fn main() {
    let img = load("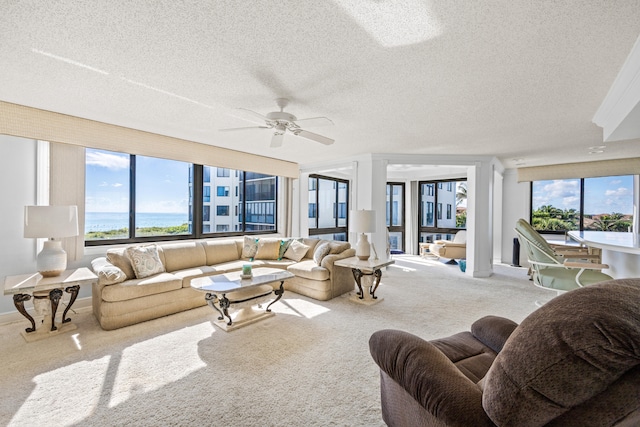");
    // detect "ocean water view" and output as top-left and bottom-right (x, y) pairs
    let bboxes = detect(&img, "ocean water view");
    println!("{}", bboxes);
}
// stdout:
(85, 212), (188, 232)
